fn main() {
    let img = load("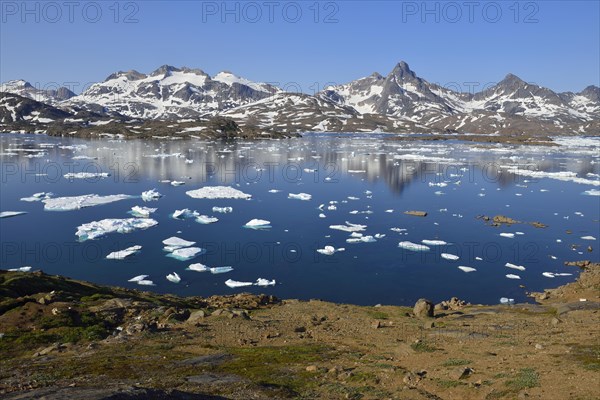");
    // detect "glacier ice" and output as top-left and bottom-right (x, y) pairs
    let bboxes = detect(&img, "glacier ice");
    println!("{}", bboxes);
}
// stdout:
(44, 194), (134, 211)
(244, 219), (271, 229)
(186, 186), (251, 199)
(398, 241), (430, 252)
(0, 211), (27, 218)
(106, 245), (142, 260)
(141, 189), (163, 201)
(288, 193), (312, 201)
(166, 272), (182, 283)
(76, 218), (158, 241)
